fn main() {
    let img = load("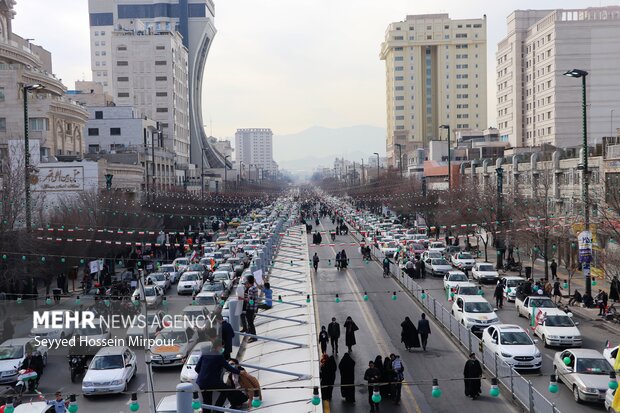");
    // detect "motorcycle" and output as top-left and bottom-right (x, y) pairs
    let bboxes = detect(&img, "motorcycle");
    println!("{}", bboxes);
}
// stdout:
(68, 355), (88, 383)
(15, 369), (37, 397)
